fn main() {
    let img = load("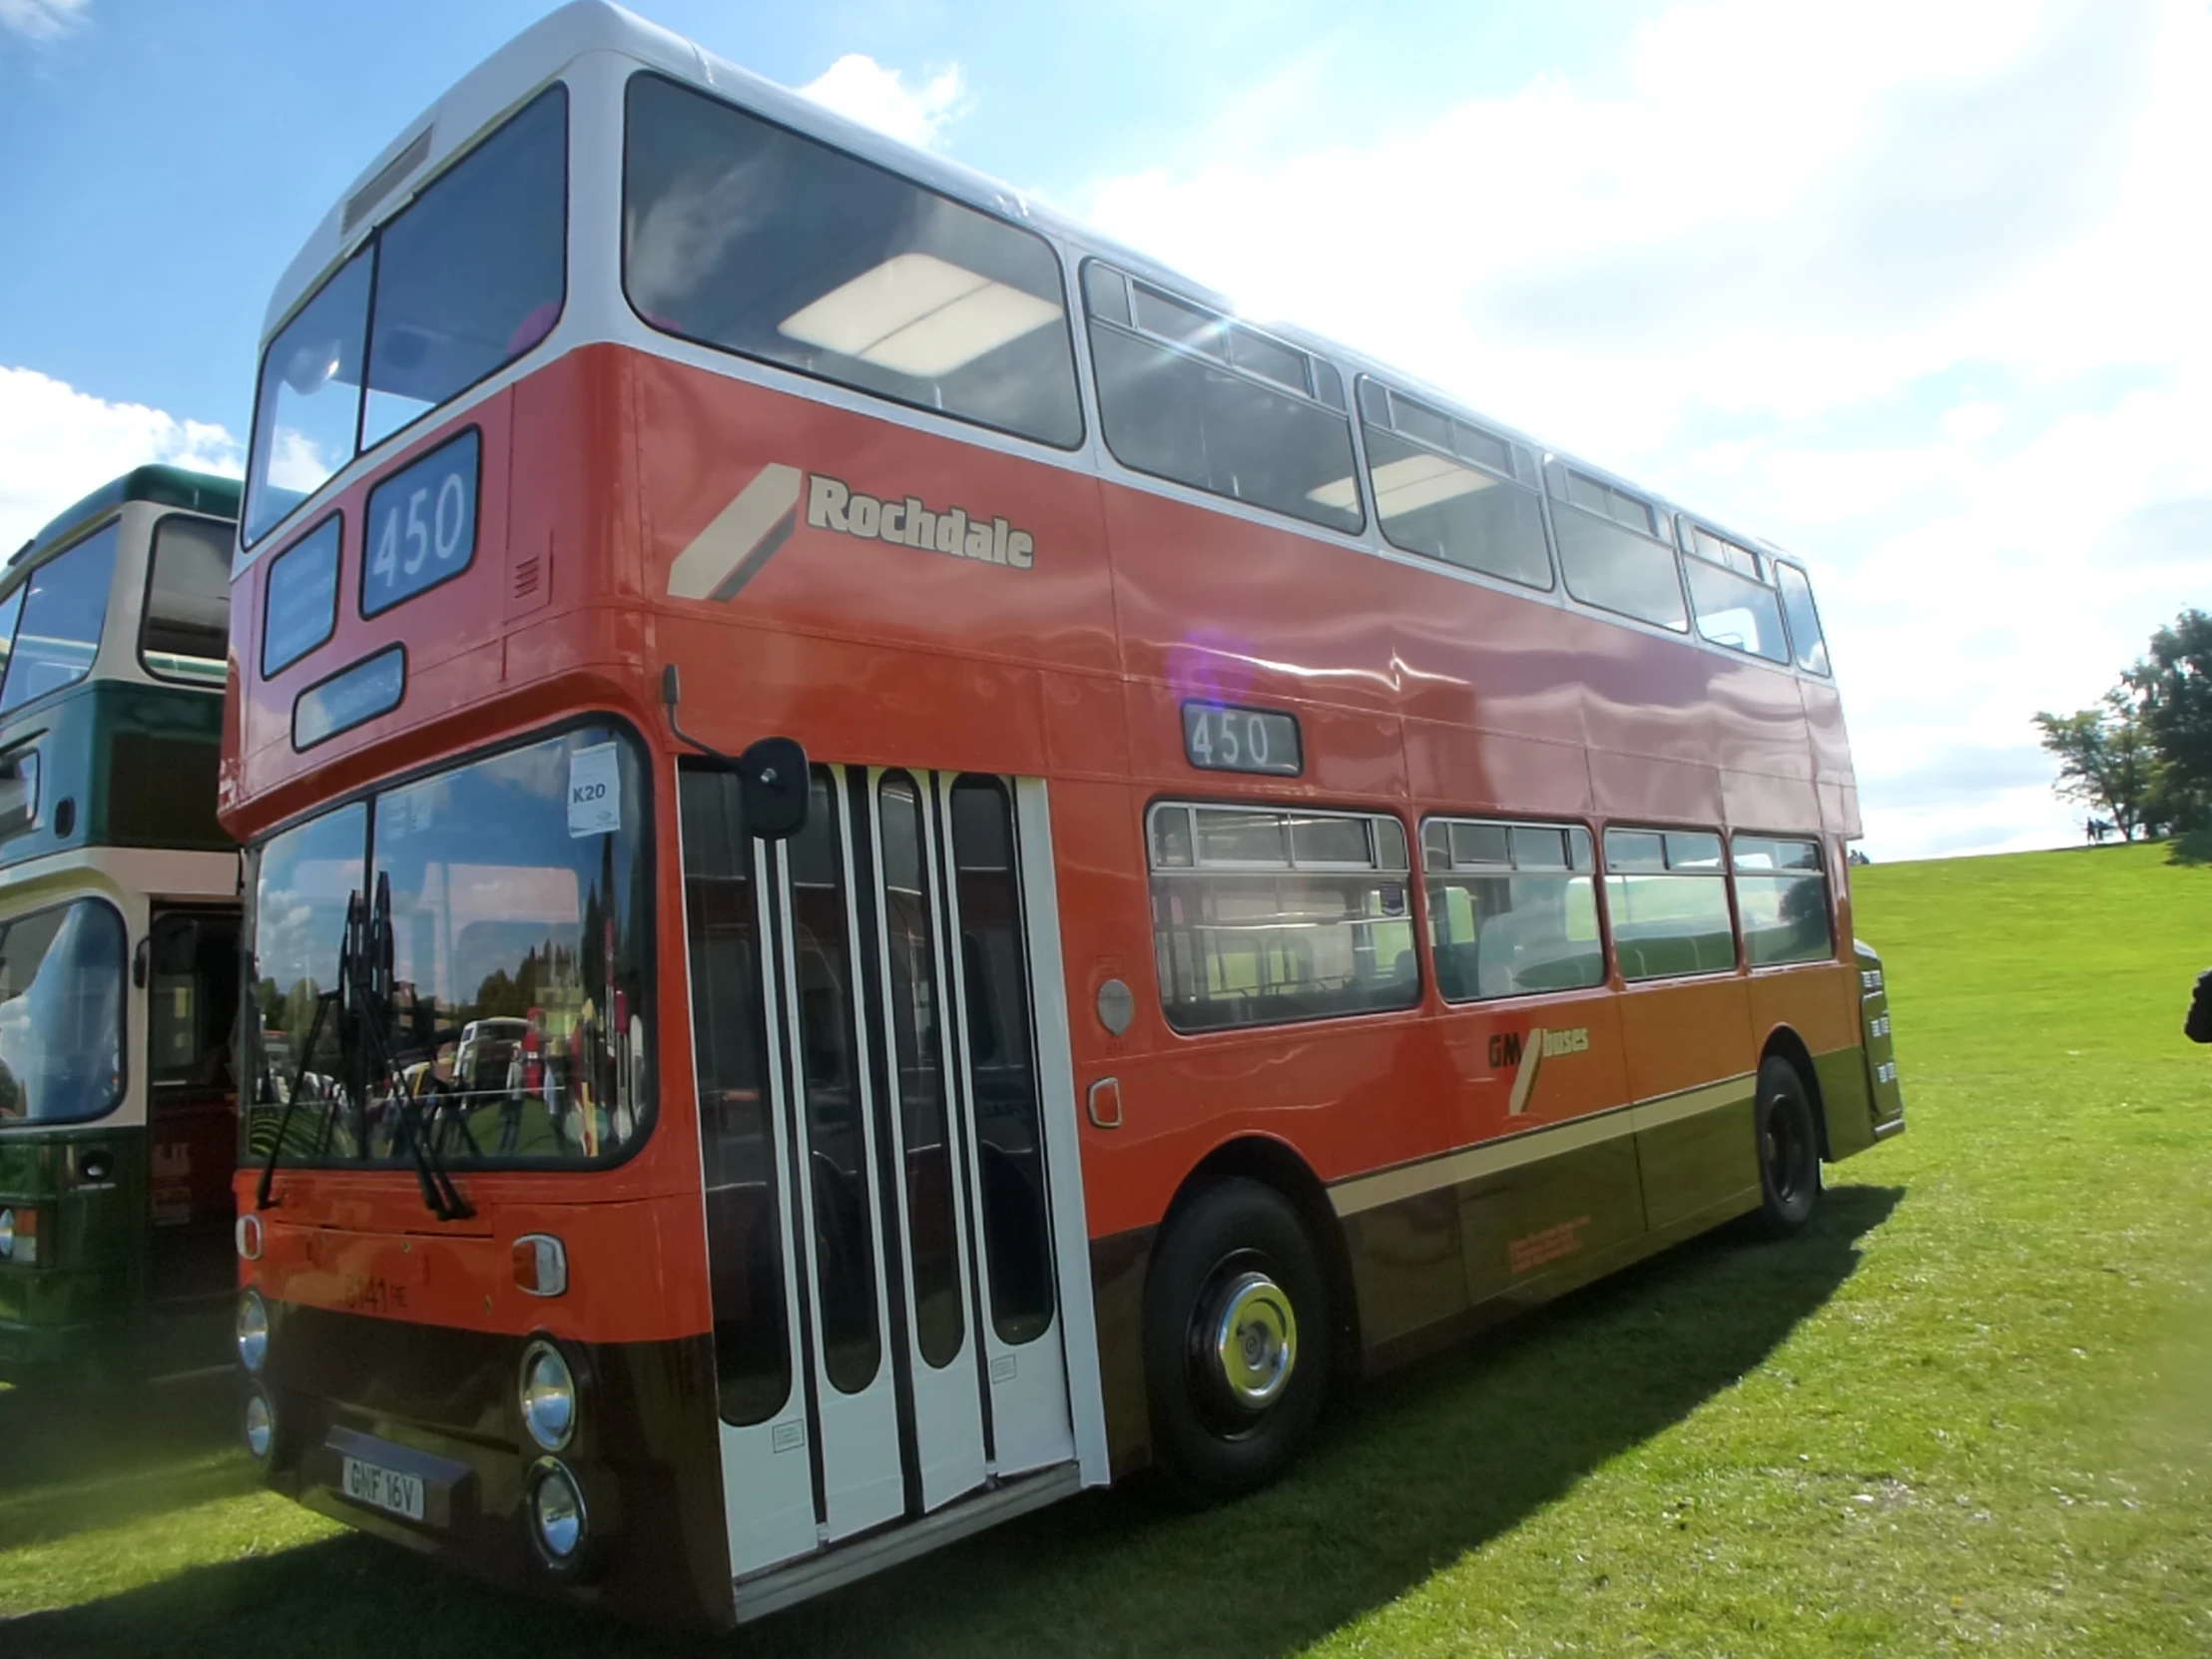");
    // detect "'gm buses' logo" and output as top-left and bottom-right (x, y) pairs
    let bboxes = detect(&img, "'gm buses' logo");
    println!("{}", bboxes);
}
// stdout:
(1490, 1025), (1591, 1116)
(668, 463), (1036, 603)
